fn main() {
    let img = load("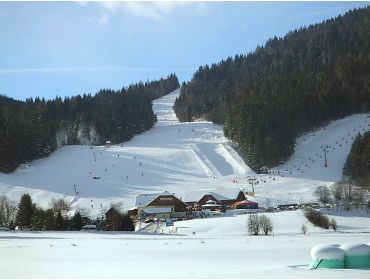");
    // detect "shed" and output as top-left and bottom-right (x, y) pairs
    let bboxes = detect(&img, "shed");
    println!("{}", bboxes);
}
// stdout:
(105, 207), (122, 231)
